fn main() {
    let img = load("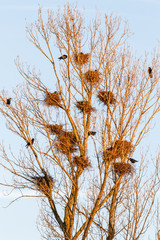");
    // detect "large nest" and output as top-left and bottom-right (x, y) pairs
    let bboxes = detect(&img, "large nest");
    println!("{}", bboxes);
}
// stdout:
(44, 91), (61, 107)
(73, 156), (91, 169)
(113, 162), (134, 176)
(74, 52), (89, 65)
(76, 101), (96, 114)
(59, 131), (77, 144)
(97, 90), (116, 105)
(46, 124), (63, 135)
(104, 140), (132, 161)
(32, 174), (54, 194)
(54, 141), (77, 155)
(84, 70), (101, 85)
(55, 131), (77, 155)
